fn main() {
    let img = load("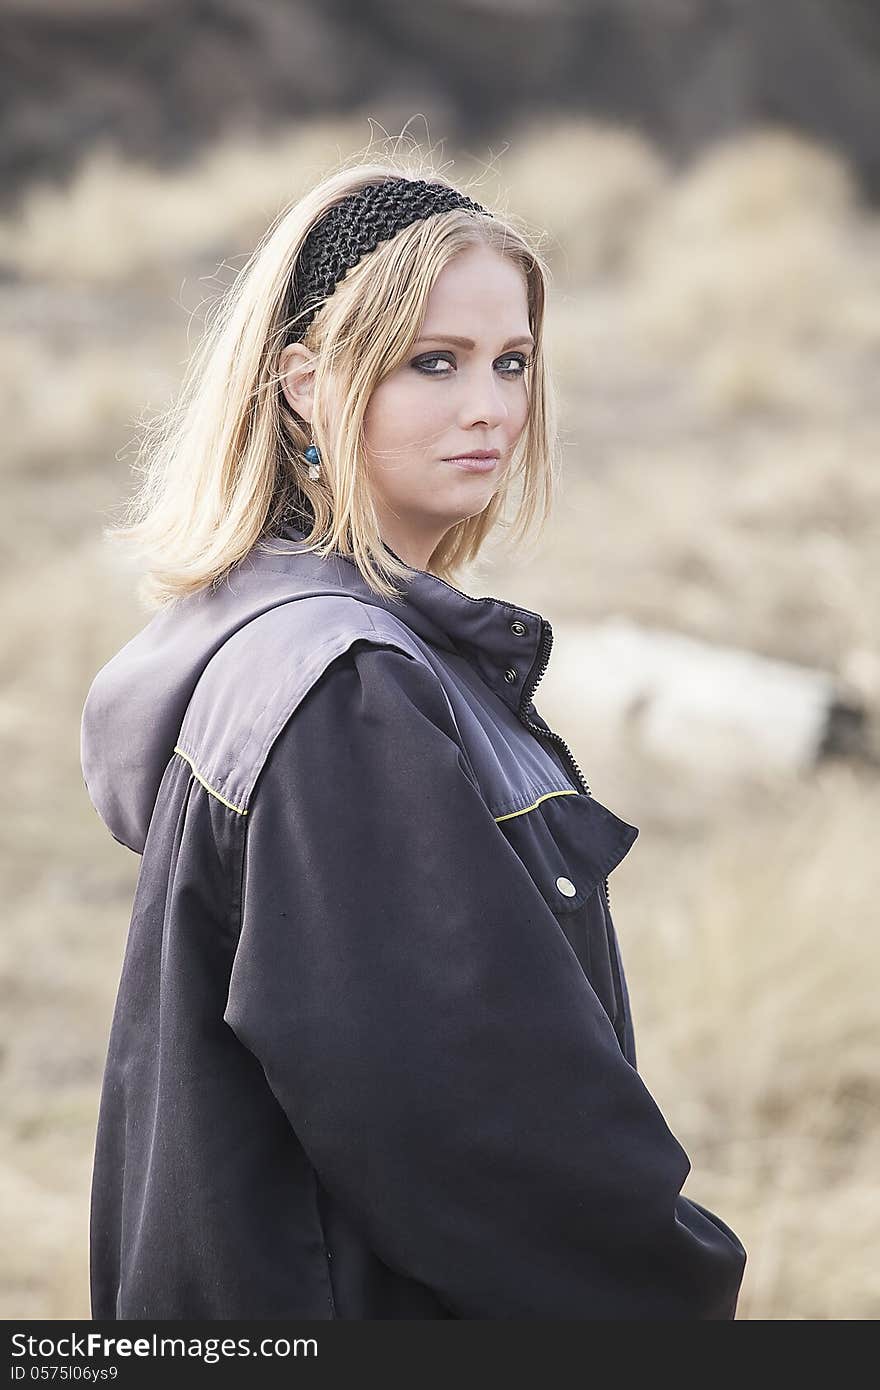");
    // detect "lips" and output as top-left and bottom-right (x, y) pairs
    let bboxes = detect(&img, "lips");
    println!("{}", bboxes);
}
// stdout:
(443, 451), (500, 461)
(443, 455), (499, 472)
